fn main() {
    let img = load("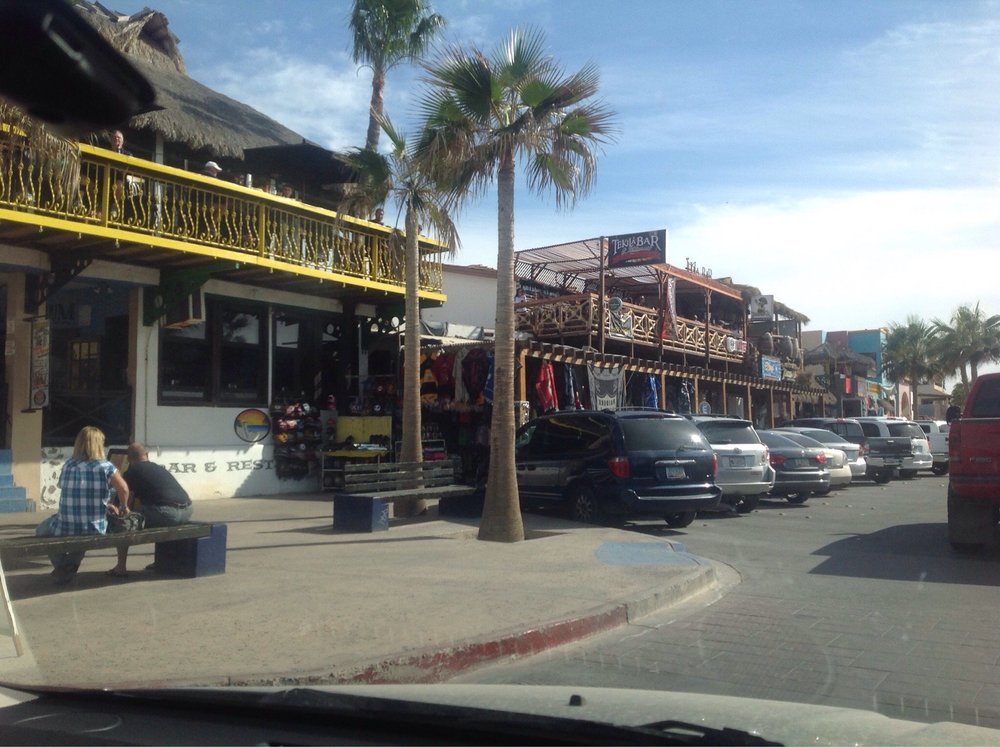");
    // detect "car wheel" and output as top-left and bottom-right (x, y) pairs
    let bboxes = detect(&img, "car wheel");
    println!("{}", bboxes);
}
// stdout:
(664, 510), (697, 528)
(813, 486), (832, 496)
(734, 495), (759, 514)
(568, 484), (601, 524)
(872, 469), (892, 484)
(785, 493), (808, 504)
(932, 464), (949, 475)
